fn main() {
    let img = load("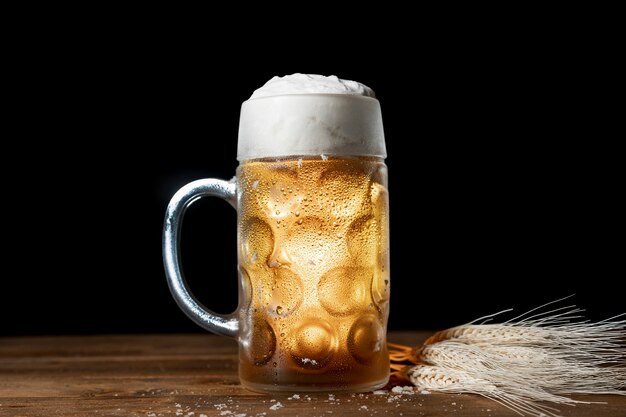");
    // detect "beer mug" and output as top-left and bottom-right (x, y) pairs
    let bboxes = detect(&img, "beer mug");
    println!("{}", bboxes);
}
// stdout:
(163, 79), (390, 392)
